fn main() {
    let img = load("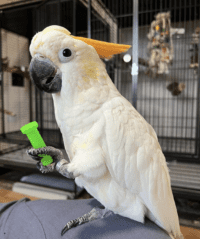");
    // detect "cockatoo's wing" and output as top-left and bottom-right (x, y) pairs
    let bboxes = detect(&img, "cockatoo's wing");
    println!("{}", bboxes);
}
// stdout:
(103, 96), (182, 239)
